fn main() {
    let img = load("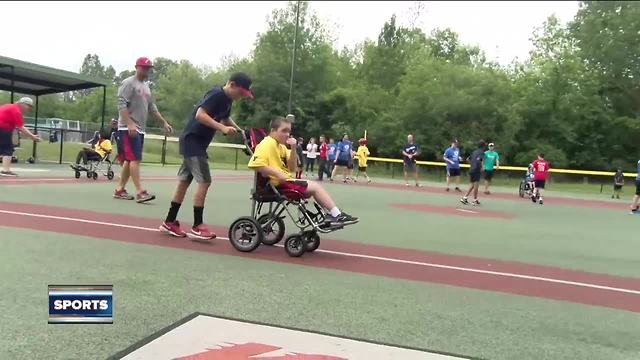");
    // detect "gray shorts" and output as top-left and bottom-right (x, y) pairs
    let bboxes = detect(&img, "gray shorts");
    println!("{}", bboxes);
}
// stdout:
(177, 156), (211, 183)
